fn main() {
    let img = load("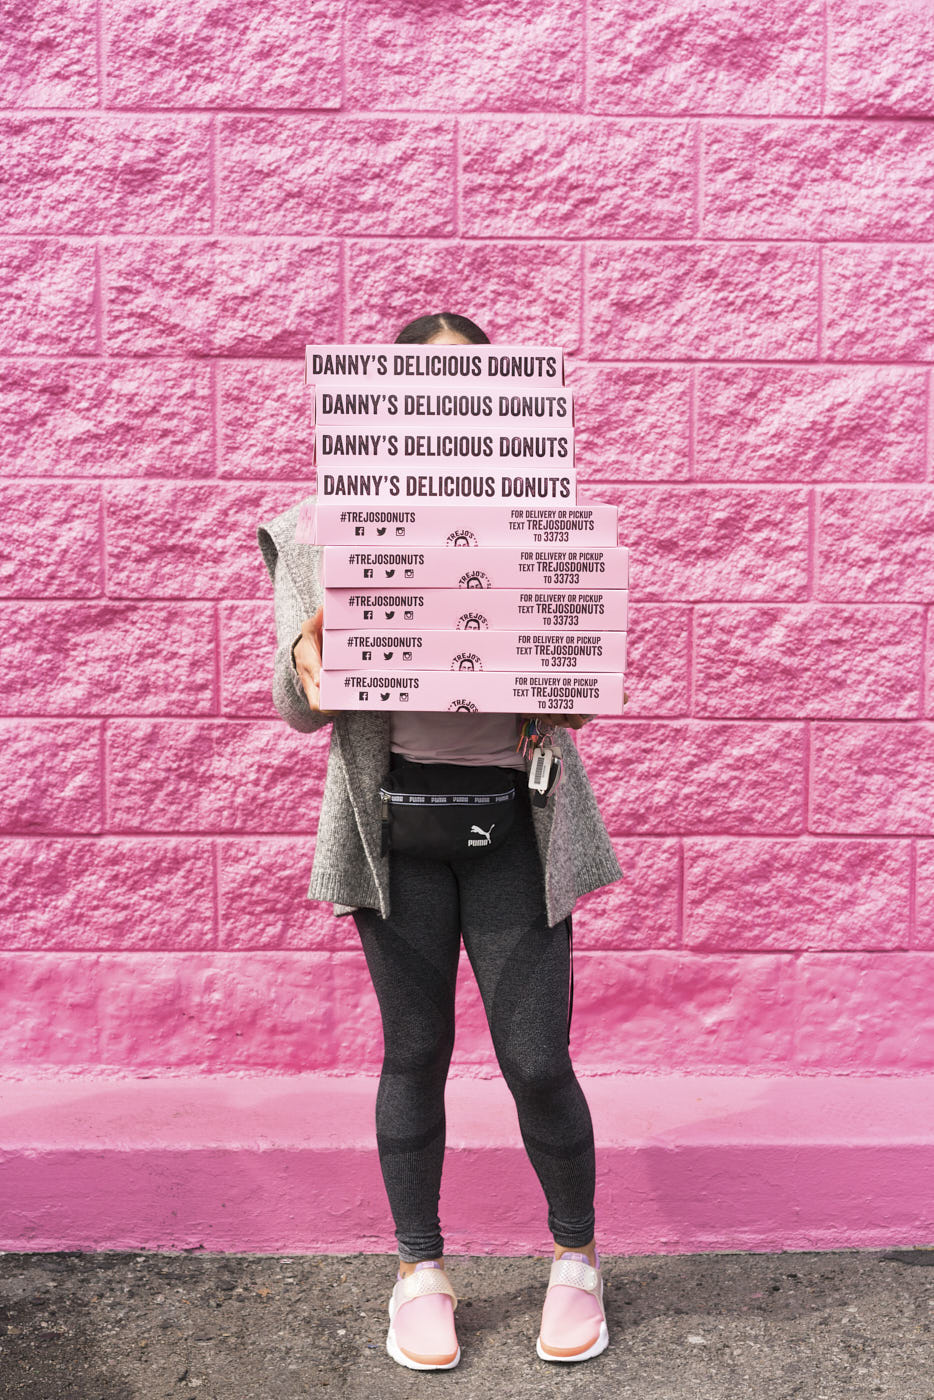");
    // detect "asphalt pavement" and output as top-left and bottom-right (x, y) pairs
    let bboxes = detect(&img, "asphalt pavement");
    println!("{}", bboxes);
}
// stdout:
(1, 1247), (932, 1399)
